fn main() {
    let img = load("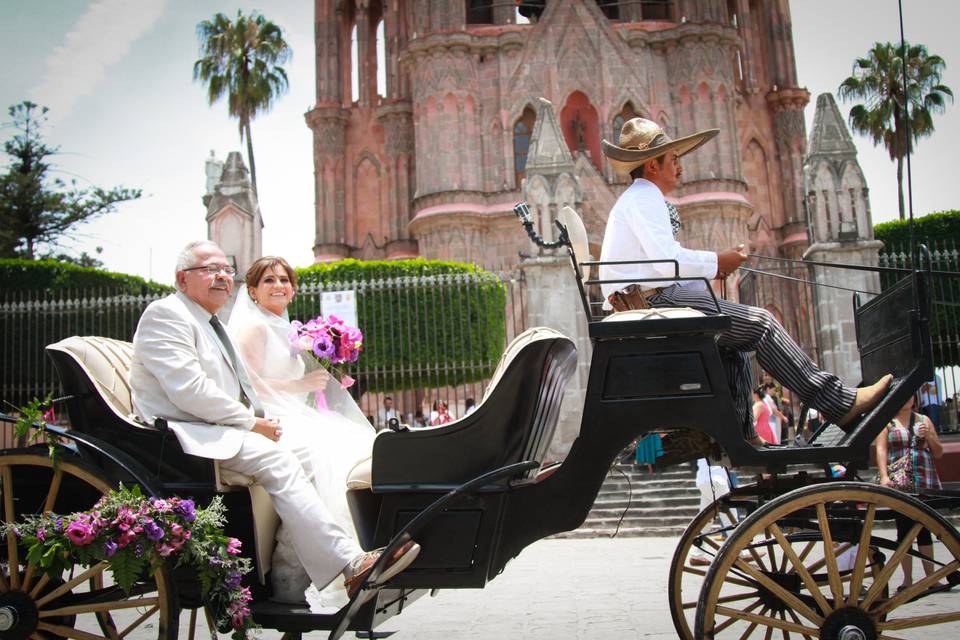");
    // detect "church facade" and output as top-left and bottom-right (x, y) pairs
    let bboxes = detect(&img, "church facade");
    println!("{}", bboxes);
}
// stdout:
(306, 0), (819, 356)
